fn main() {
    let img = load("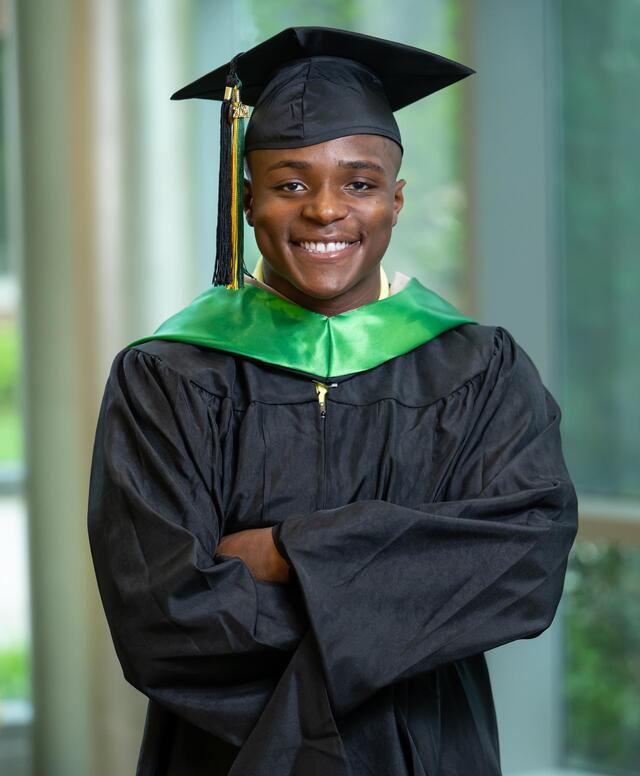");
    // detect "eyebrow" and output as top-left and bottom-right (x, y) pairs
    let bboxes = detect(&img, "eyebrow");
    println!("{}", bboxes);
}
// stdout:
(265, 158), (387, 175)
(266, 160), (312, 172)
(338, 159), (386, 175)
